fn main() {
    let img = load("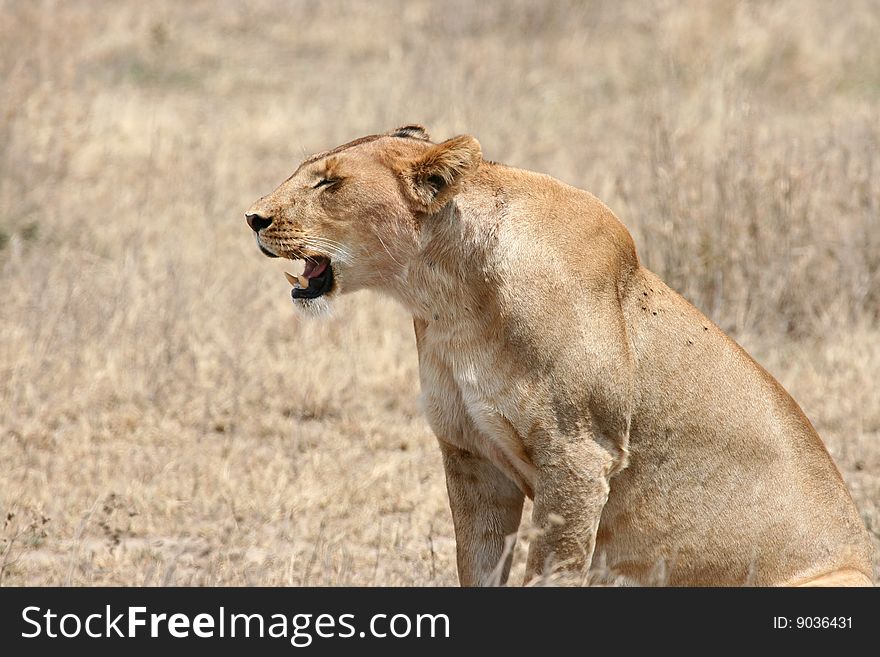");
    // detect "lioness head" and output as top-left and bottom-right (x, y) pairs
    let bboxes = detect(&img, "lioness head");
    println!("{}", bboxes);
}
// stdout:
(245, 125), (482, 315)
